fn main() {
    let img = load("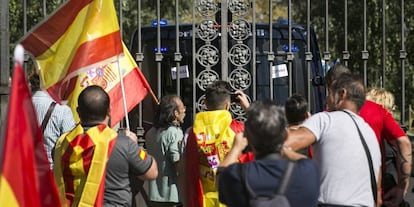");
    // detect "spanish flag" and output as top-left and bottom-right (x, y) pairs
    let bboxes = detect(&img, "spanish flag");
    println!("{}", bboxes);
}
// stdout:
(20, 0), (122, 101)
(184, 110), (254, 207)
(0, 45), (61, 207)
(65, 43), (151, 127)
(20, 0), (151, 127)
